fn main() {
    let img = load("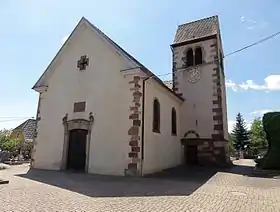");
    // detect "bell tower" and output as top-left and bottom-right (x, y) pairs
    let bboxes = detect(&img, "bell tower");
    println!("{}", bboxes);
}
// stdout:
(171, 16), (230, 166)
